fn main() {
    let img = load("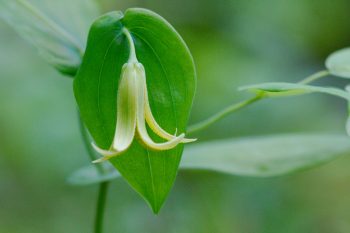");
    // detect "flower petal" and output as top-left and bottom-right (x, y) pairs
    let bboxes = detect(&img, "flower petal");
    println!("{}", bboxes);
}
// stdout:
(91, 143), (119, 156)
(139, 64), (196, 143)
(135, 67), (185, 150)
(92, 155), (115, 163)
(91, 143), (122, 163)
(111, 63), (138, 152)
